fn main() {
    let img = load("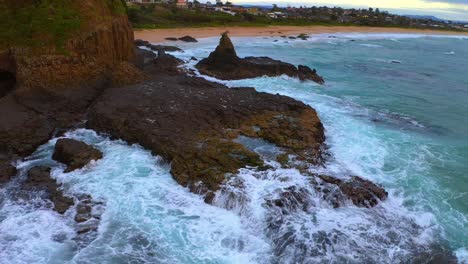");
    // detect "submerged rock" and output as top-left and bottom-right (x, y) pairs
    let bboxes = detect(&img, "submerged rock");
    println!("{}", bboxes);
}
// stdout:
(24, 166), (74, 214)
(178, 36), (198, 42)
(196, 32), (324, 84)
(52, 139), (103, 172)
